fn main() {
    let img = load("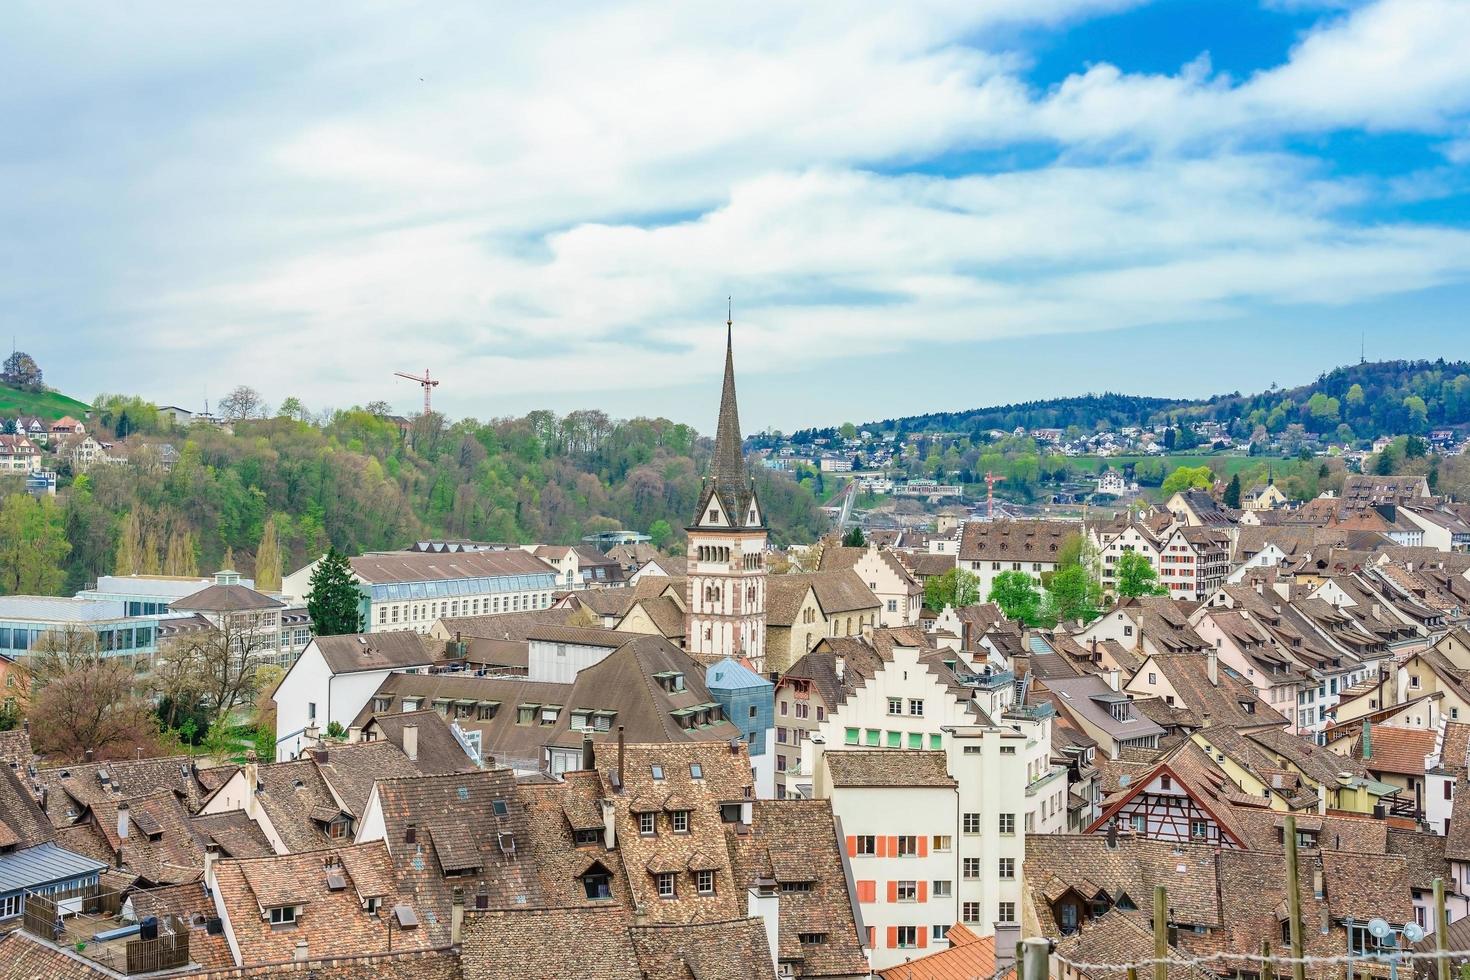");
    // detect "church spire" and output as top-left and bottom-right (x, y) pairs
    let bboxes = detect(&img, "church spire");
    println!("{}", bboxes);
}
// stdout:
(711, 301), (746, 491)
